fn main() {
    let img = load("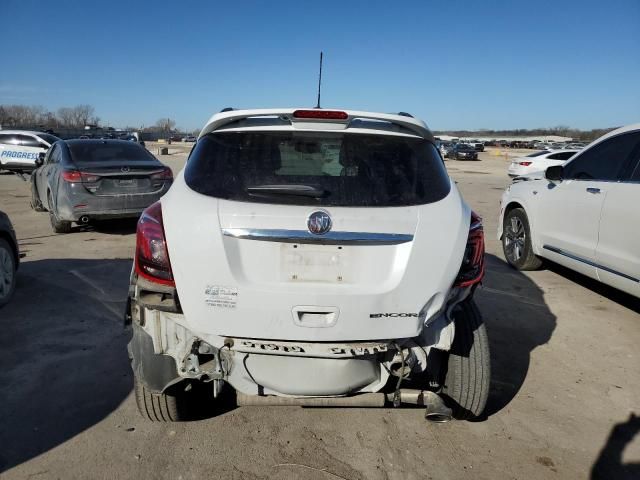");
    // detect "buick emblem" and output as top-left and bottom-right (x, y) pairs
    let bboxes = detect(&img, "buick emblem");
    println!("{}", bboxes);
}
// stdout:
(121, 166), (130, 173)
(307, 210), (332, 235)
